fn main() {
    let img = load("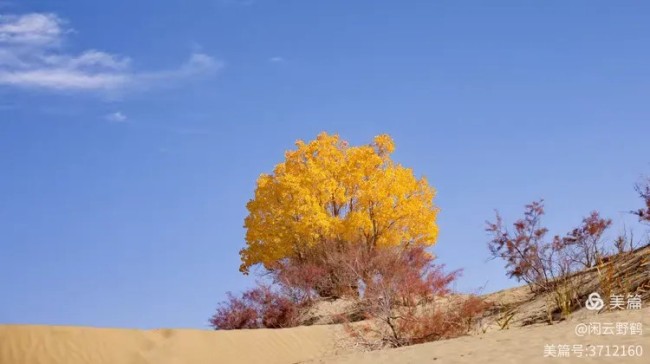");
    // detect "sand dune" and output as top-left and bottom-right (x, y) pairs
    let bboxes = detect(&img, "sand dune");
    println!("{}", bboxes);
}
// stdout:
(311, 307), (649, 364)
(0, 324), (340, 364)
(1, 307), (647, 364)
